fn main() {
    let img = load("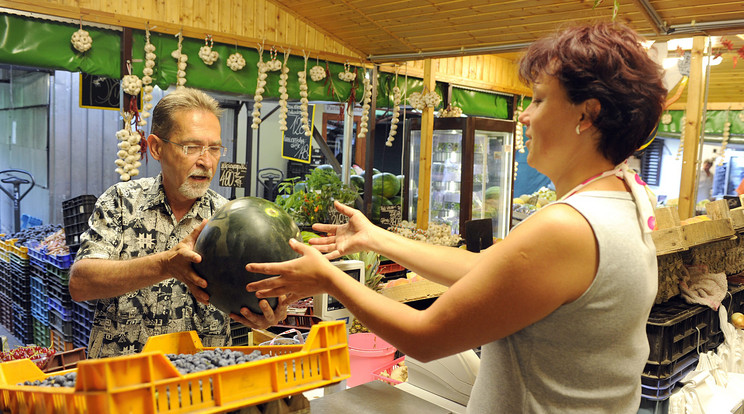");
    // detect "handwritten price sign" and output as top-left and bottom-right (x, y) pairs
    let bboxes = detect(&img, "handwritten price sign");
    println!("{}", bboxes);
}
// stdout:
(219, 162), (248, 188)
